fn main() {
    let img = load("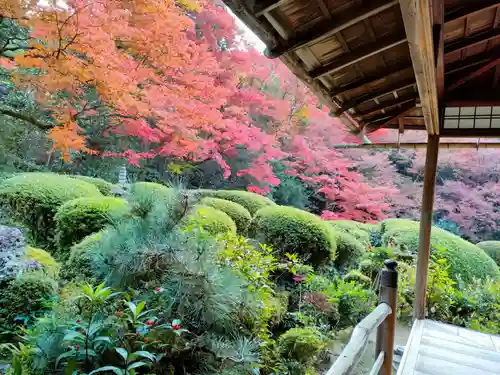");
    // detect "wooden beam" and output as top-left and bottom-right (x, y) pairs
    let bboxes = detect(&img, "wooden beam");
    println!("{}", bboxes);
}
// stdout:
(357, 94), (418, 119)
(433, 0), (445, 102)
(445, 48), (499, 75)
(365, 102), (417, 131)
(414, 134), (440, 320)
(447, 57), (500, 91)
(494, 65), (500, 88)
(342, 79), (416, 111)
(311, 35), (407, 79)
(330, 142), (500, 149)
(445, 28), (500, 55)
(265, 0), (399, 58)
(441, 128), (500, 138)
(400, 0), (441, 135)
(494, 6), (500, 28)
(444, 2), (500, 23)
(398, 117), (405, 133)
(330, 65), (414, 98)
(255, 0), (289, 17)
